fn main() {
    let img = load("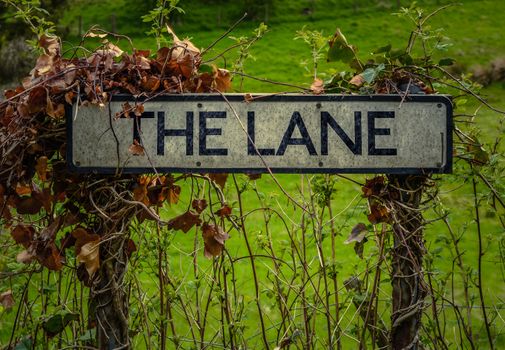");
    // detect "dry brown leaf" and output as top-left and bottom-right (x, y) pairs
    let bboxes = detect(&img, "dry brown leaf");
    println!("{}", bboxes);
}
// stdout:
(168, 185), (181, 205)
(209, 173), (228, 189)
(16, 196), (43, 215)
(215, 205), (232, 217)
(76, 239), (100, 277)
(38, 244), (63, 271)
(213, 68), (231, 92)
(35, 156), (49, 181)
(349, 74), (365, 87)
(15, 183), (31, 196)
(141, 75), (160, 92)
(344, 223), (368, 244)
(192, 199), (208, 214)
(27, 86), (48, 115)
(11, 225), (35, 248)
(39, 34), (60, 56)
(85, 32), (107, 38)
(310, 78), (324, 94)
(128, 140), (145, 156)
(134, 104), (144, 117)
(16, 249), (34, 264)
(0, 290), (14, 310)
(33, 54), (54, 76)
(201, 222), (229, 258)
(167, 210), (201, 233)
